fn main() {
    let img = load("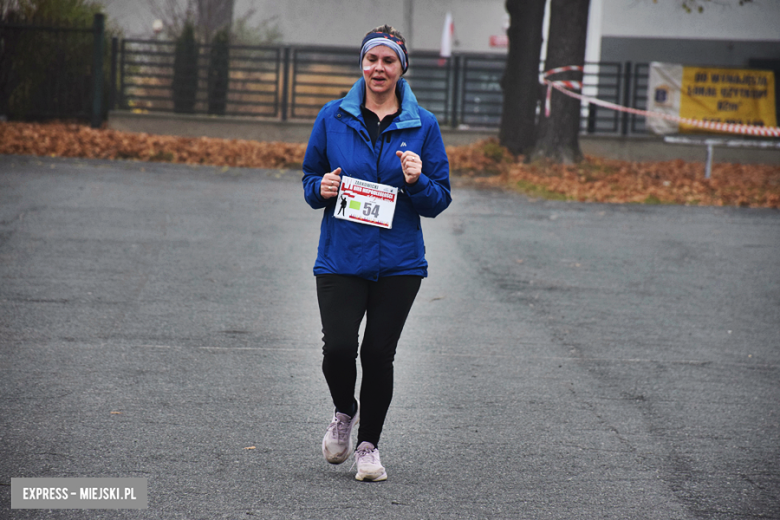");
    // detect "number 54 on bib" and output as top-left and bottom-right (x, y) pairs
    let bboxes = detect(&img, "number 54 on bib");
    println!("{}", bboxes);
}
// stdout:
(334, 176), (398, 229)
